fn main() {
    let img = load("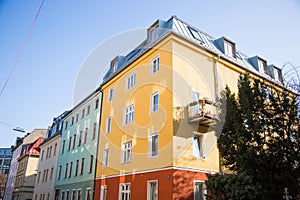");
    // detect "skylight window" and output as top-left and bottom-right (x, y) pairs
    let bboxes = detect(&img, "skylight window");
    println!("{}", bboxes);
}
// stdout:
(224, 40), (235, 57)
(188, 27), (203, 42)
